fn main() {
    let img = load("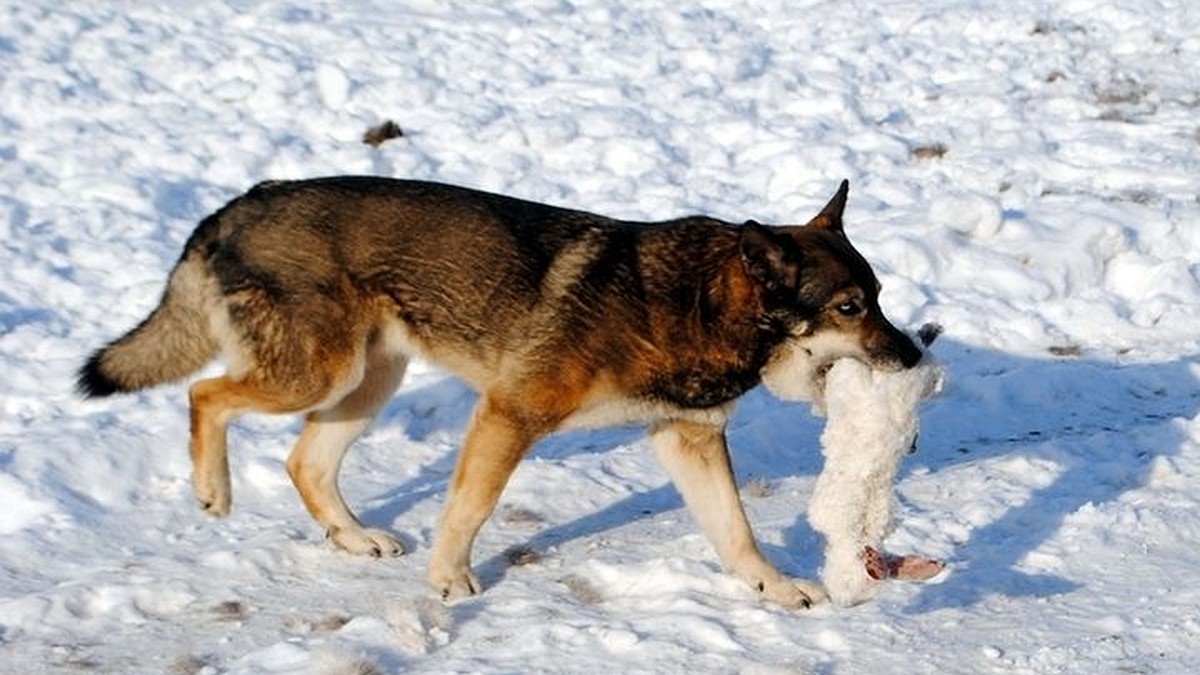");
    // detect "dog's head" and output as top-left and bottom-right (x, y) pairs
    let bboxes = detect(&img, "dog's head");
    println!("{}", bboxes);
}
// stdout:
(744, 180), (923, 401)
